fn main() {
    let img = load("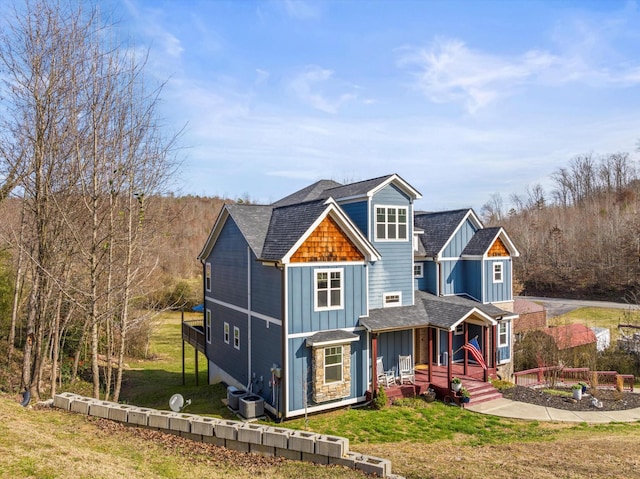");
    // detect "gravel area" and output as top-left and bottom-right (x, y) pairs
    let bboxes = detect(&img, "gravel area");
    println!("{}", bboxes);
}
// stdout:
(501, 385), (640, 411)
